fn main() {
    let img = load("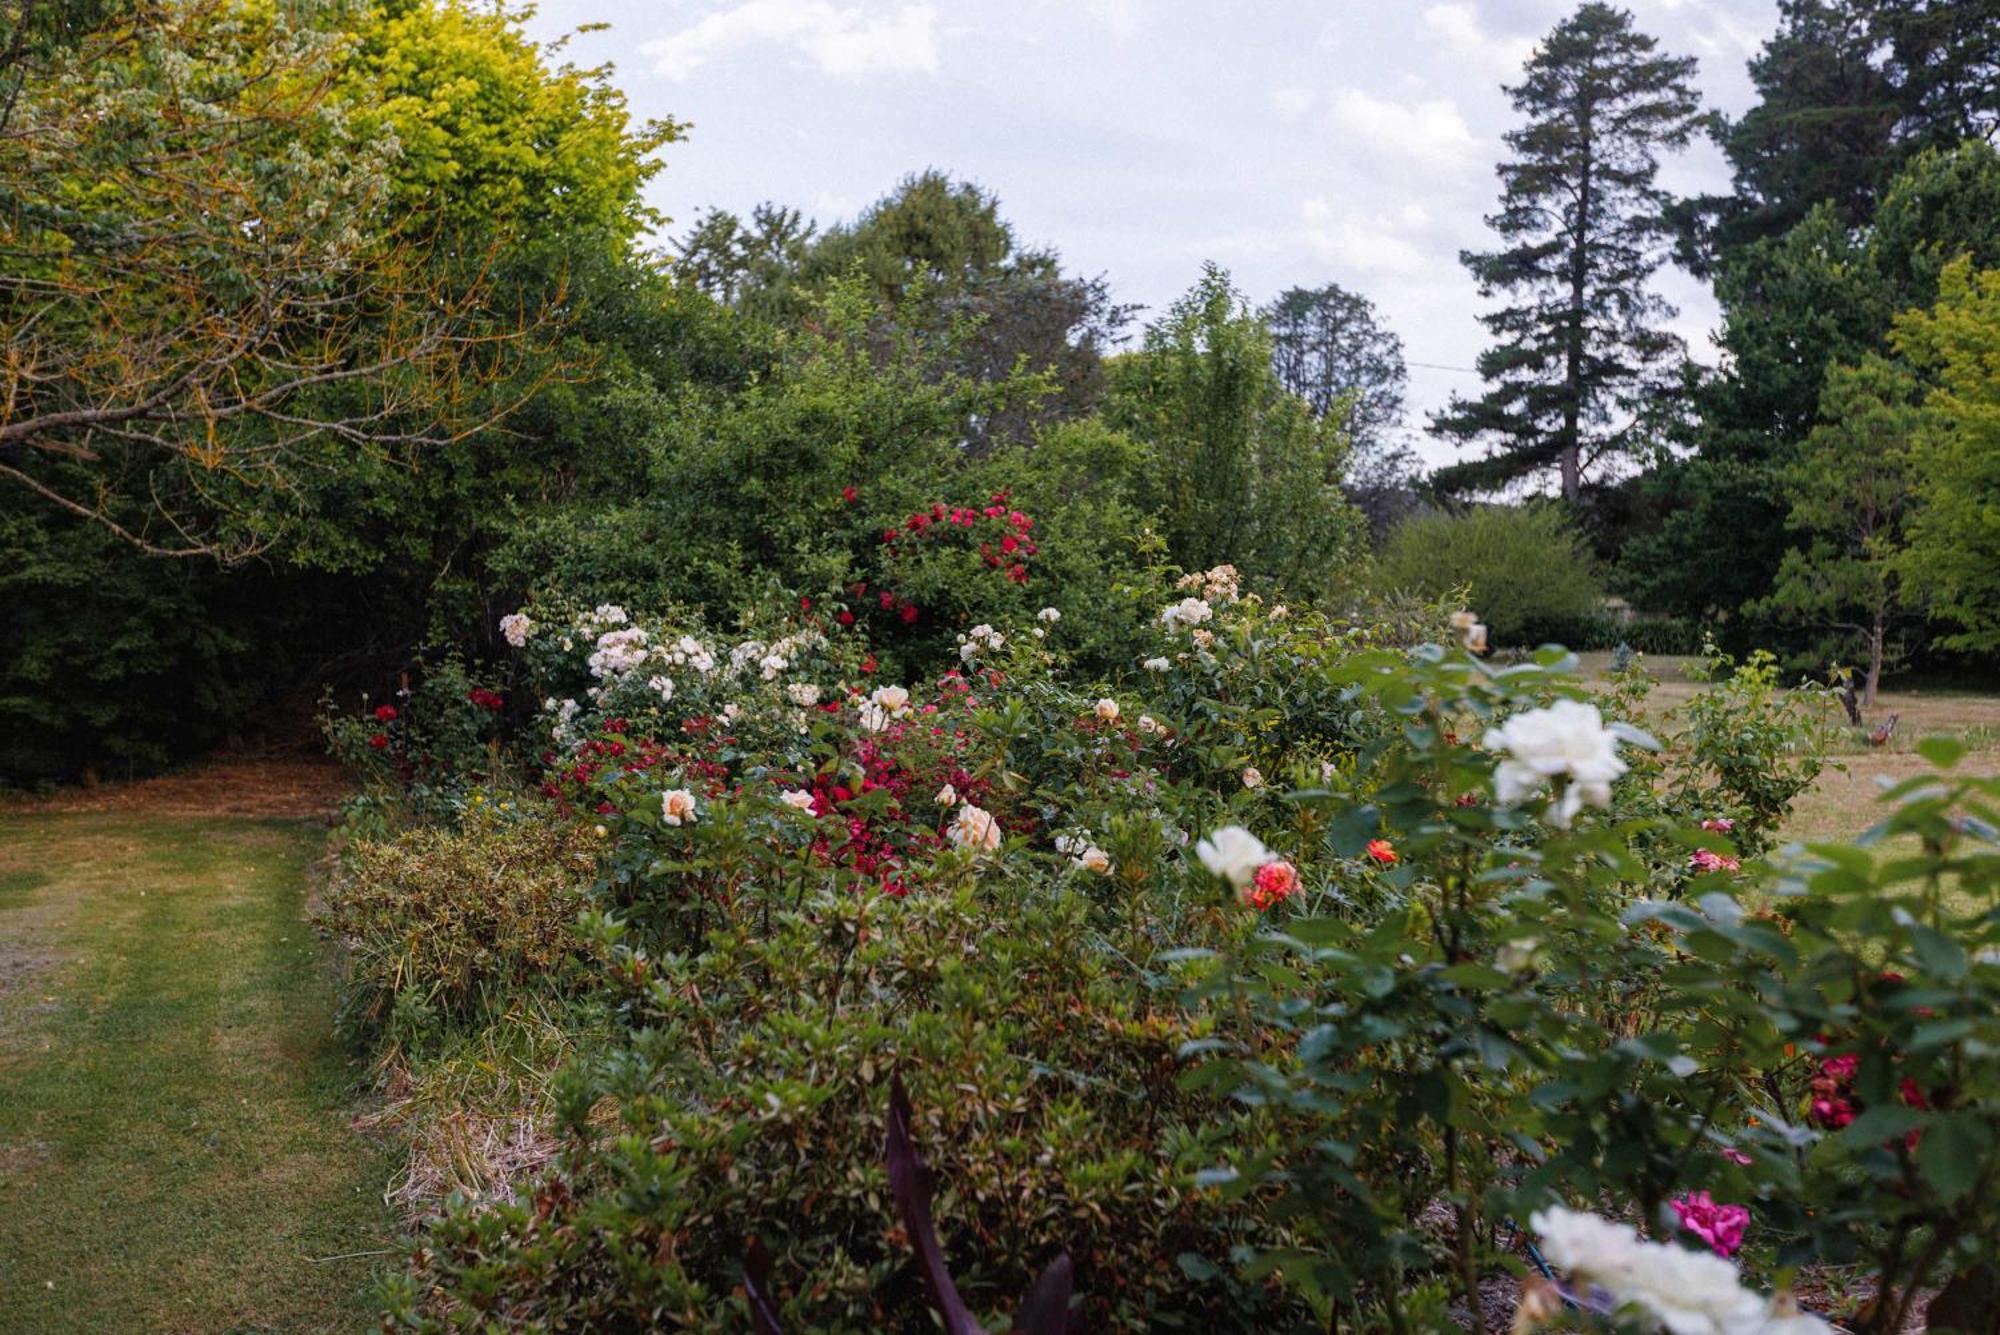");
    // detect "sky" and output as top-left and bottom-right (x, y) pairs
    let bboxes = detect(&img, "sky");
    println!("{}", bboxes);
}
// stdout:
(522, 0), (1780, 468)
